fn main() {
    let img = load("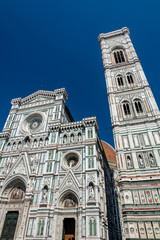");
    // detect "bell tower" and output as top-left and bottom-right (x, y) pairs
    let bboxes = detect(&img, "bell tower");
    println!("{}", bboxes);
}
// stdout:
(98, 28), (160, 239)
